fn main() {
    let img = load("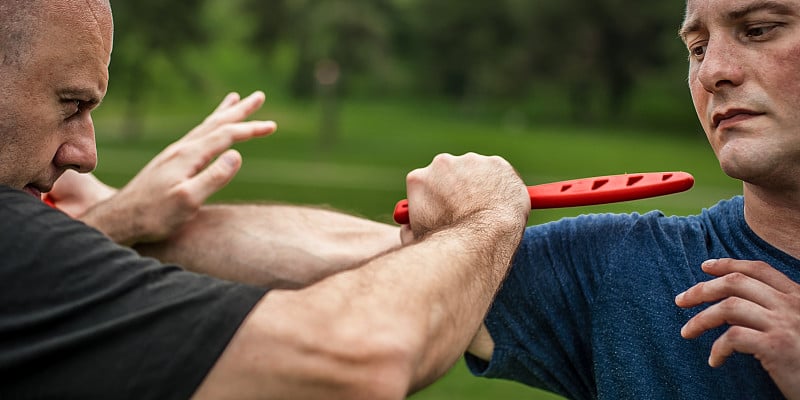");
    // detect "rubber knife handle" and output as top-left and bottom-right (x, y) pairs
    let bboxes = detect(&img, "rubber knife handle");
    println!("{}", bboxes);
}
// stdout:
(392, 171), (694, 224)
